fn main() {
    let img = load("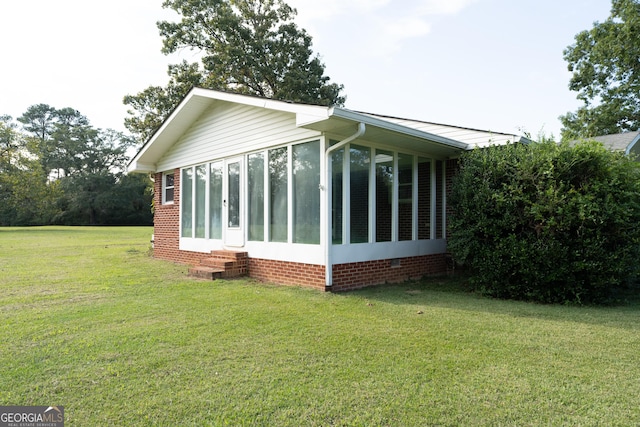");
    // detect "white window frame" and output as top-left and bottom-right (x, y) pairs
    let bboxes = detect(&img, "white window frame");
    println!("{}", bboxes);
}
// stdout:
(162, 172), (175, 205)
